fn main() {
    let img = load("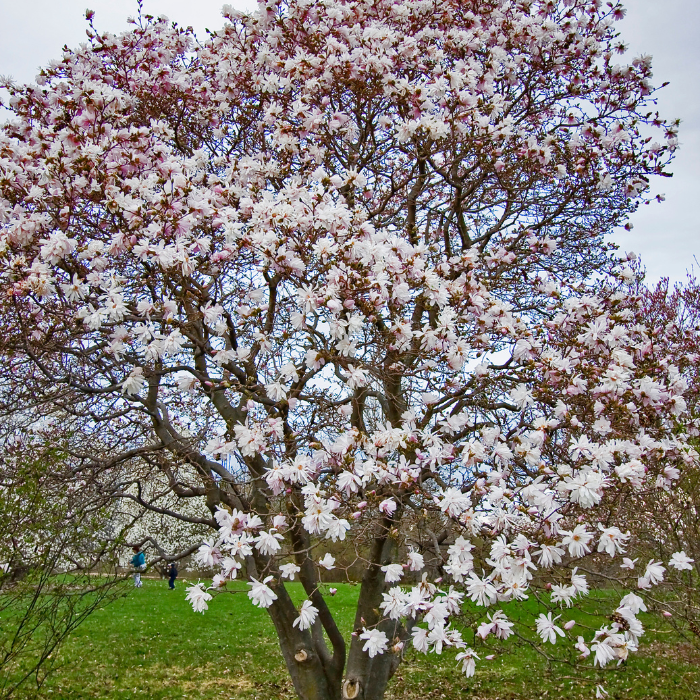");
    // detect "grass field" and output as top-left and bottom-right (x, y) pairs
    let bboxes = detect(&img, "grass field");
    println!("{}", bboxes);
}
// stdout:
(13, 578), (700, 700)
